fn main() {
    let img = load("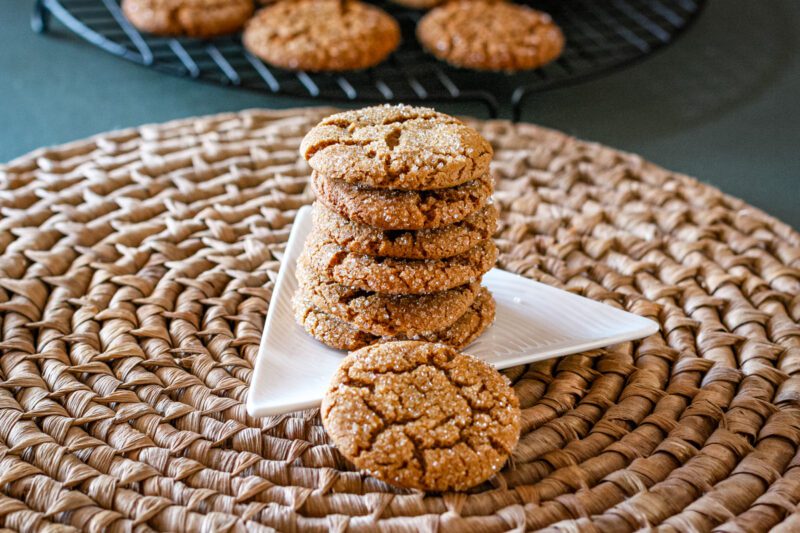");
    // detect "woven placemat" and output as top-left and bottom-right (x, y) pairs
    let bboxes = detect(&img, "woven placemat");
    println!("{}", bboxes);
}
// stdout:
(0, 108), (798, 532)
